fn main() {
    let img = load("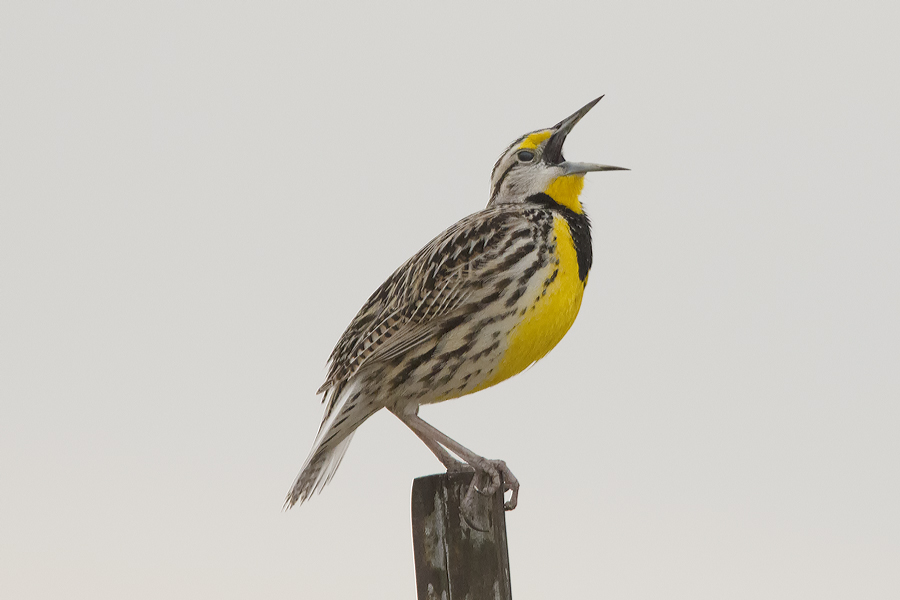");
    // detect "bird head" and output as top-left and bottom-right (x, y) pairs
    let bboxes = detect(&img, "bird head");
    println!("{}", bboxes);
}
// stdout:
(488, 96), (626, 212)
